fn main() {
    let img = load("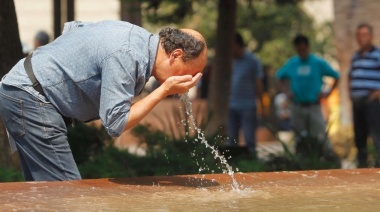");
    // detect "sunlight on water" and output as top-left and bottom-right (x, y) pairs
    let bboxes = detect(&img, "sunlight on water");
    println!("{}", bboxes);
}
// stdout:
(179, 93), (240, 191)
